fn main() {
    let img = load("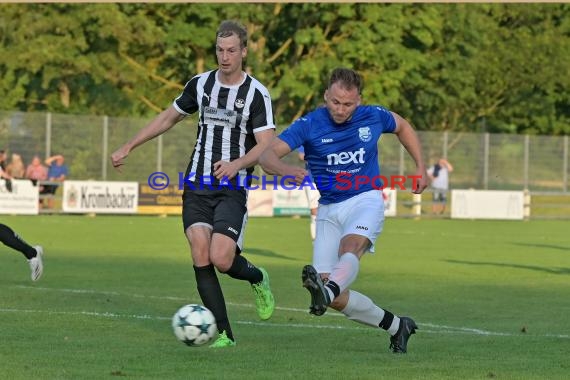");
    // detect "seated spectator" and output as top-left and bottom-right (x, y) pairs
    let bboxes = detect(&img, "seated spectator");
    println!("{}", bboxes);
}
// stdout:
(25, 155), (48, 185)
(25, 155), (49, 206)
(0, 150), (9, 177)
(6, 153), (26, 179)
(0, 150), (12, 192)
(44, 154), (69, 209)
